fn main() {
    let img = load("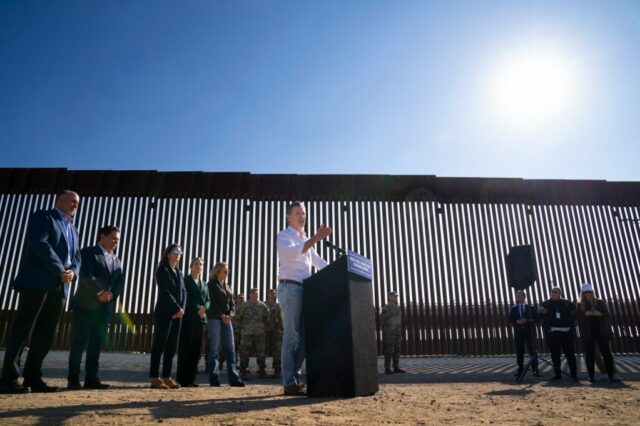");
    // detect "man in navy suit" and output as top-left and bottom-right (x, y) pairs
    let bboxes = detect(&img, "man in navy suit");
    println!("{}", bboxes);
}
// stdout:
(68, 225), (124, 390)
(0, 190), (81, 393)
(508, 289), (540, 378)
